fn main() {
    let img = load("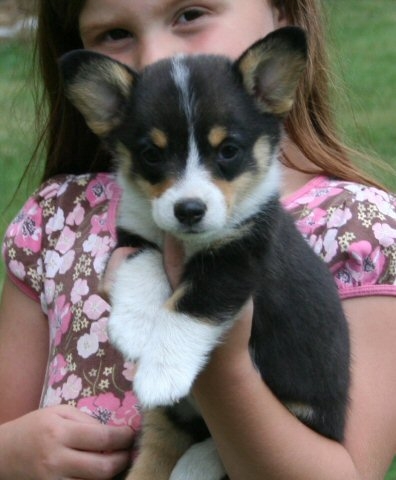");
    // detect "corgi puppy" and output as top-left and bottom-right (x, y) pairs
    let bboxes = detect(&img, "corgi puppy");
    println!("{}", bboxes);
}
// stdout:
(60, 27), (350, 480)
